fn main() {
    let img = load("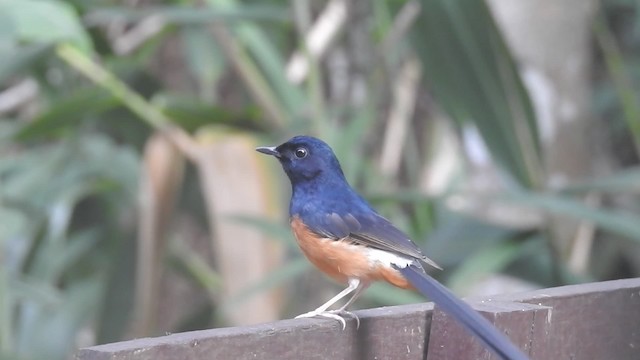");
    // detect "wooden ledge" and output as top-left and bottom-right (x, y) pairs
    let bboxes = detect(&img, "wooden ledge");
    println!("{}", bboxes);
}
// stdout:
(77, 278), (640, 360)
